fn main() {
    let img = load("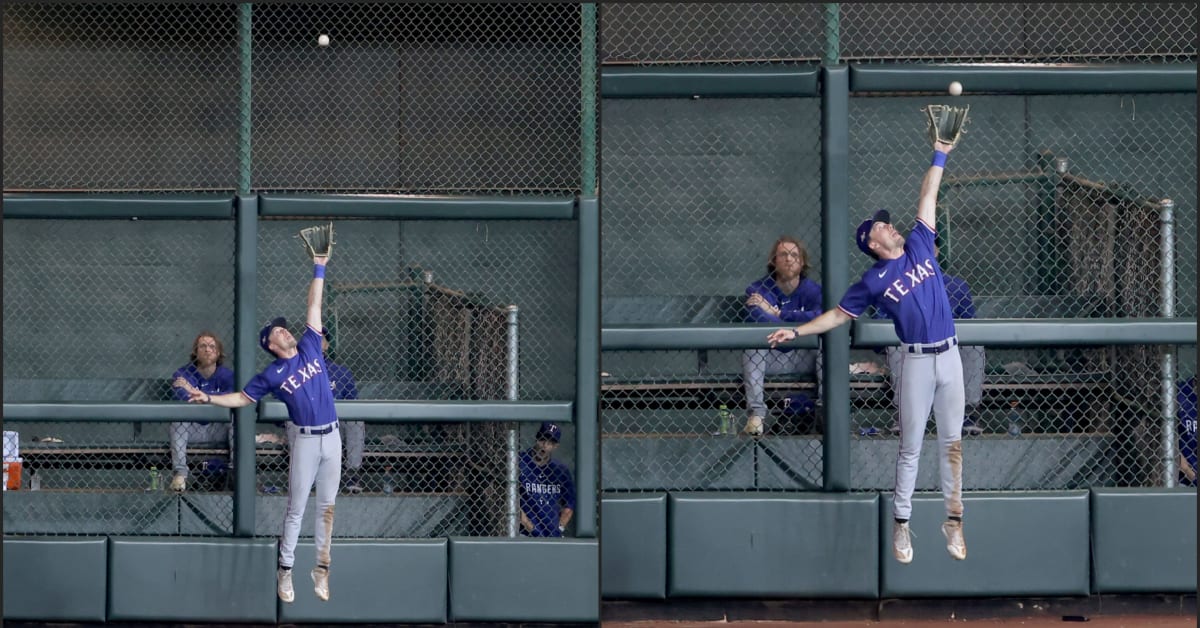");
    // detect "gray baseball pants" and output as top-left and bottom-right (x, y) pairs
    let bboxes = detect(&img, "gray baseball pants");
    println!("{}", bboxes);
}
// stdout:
(889, 342), (966, 521)
(280, 422), (342, 569)
(169, 421), (233, 478)
(742, 348), (823, 418)
(887, 344), (985, 410)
